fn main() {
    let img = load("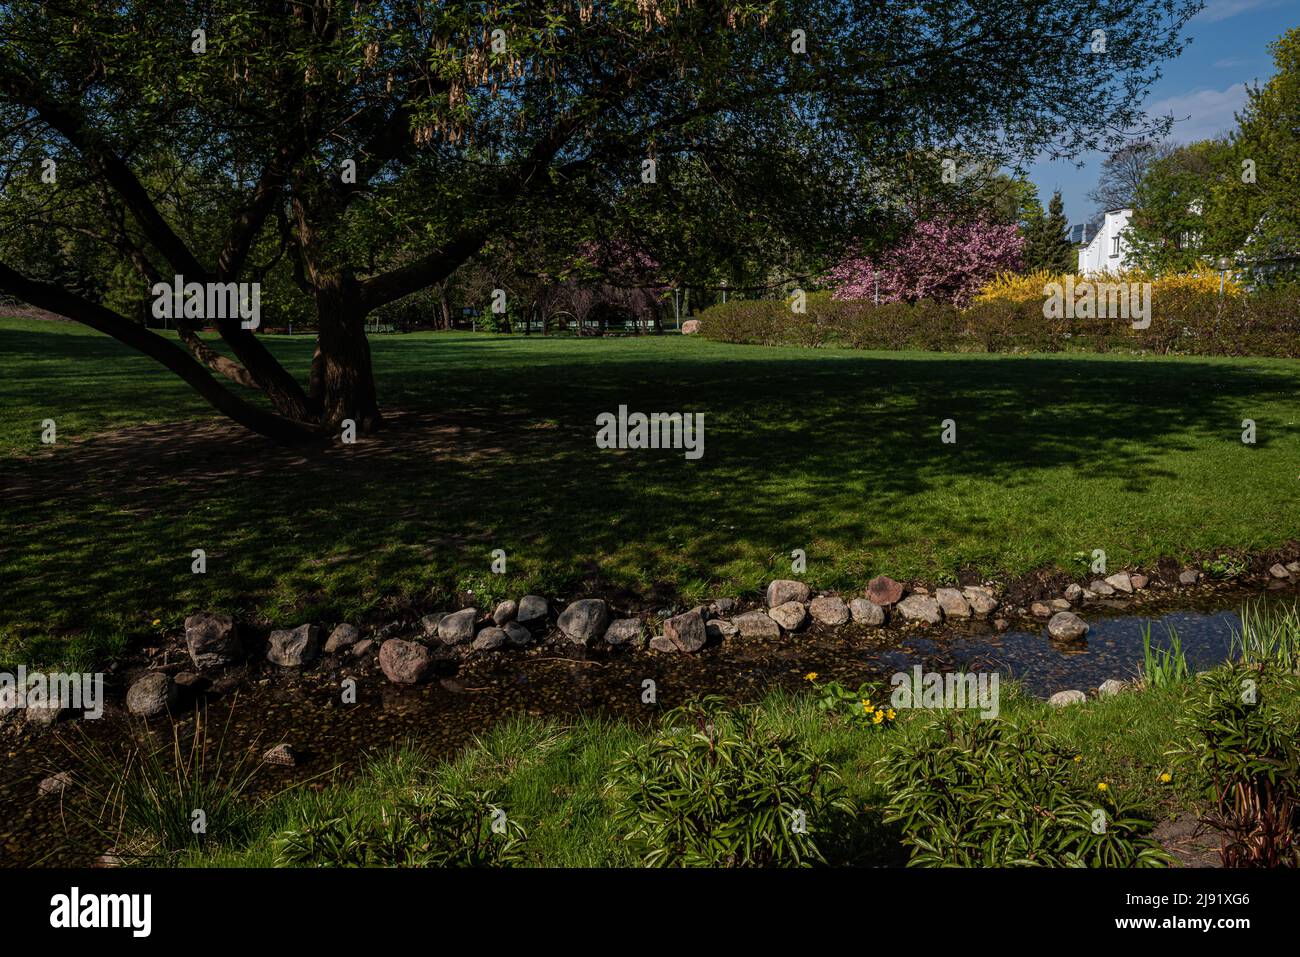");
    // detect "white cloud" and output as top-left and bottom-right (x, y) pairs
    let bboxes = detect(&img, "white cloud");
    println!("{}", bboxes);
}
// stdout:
(1147, 84), (1250, 142)
(1195, 0), (1285, 23)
